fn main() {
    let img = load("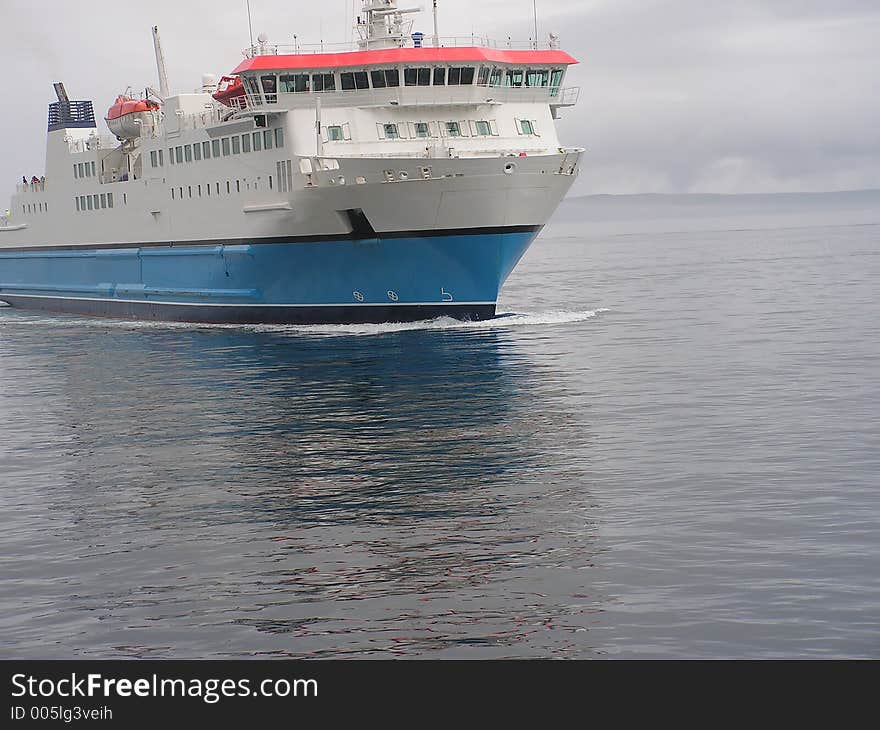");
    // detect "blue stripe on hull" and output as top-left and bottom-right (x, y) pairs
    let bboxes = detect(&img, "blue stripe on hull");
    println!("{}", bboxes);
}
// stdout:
(0, 229), (537, 324)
